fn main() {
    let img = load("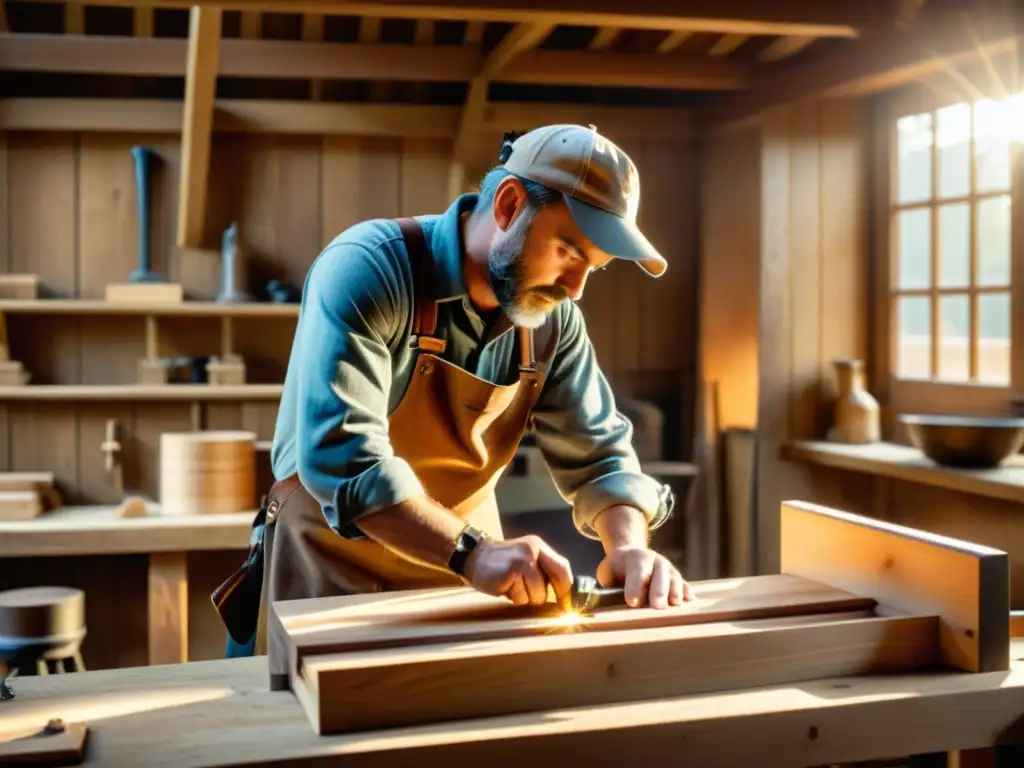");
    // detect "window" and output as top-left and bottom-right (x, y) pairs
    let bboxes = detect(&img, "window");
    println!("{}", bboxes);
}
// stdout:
(890, 93), (1022, 388)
